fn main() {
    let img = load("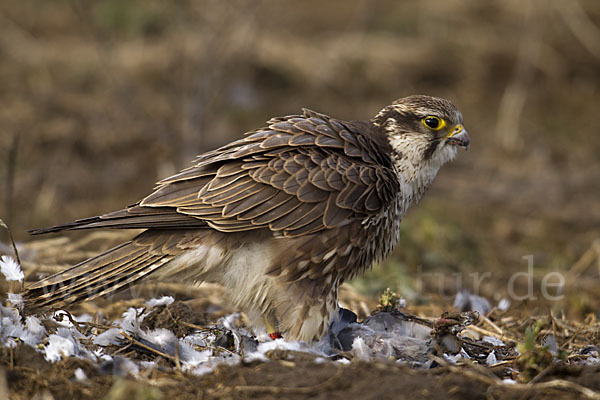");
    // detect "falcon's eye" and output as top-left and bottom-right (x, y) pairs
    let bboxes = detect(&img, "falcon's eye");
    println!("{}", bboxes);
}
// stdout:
(422, 116), (445, 131)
